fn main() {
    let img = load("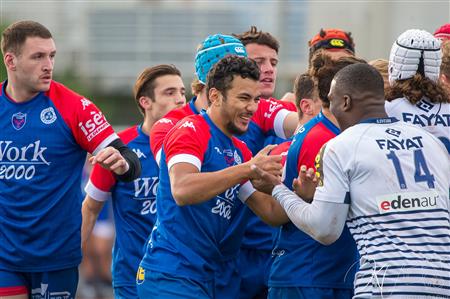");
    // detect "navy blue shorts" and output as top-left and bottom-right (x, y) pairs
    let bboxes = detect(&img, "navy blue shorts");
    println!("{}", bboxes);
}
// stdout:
(239, 248), (272, 299)
(114, 285), (138, 299)
(0, 267), (78, 298)
(136, 267), (214, 299)
(268, 286), (353, 299)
